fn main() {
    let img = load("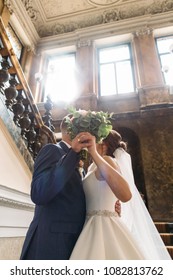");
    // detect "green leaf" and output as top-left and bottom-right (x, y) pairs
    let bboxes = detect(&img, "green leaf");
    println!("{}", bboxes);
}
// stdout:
(66, 108), (112, 142)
